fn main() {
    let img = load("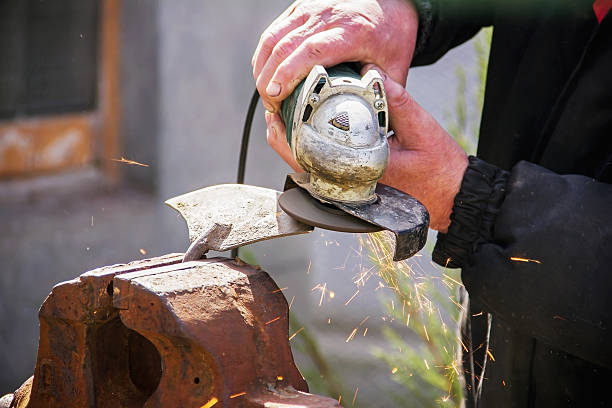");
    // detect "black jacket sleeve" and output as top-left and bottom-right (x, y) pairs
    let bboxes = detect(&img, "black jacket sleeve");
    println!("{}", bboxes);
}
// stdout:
(433, 157), (612, 369)
(411, 0), (496, 66)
